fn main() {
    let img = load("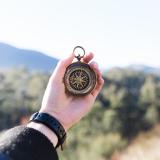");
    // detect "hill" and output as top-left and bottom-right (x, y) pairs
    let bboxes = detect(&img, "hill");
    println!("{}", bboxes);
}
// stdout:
(0, 42), (58, 72)
(128, 64), (160, 75)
